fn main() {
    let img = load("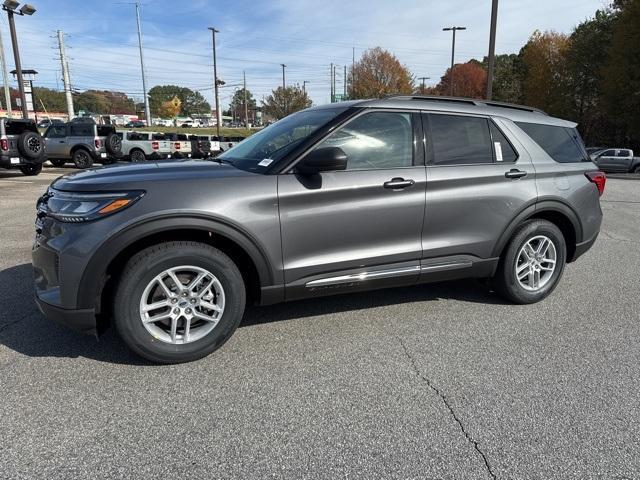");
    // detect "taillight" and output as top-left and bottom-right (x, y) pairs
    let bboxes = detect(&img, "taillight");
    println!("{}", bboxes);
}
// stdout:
(585, 171), (606, 196)
(174, 142), (180, 150)
(0, 138), (7, 151)
(94, 139), (102, 148)
(151, 141), (159, 150)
